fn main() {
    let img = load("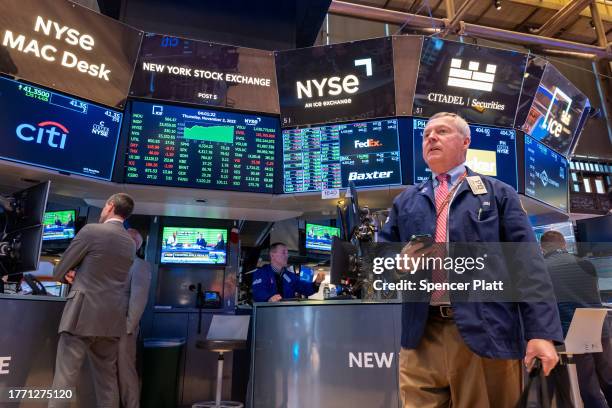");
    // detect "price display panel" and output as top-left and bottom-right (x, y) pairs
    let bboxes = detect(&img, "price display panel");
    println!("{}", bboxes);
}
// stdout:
(283, 119), (402, 193)
(524, 134), (569, 211)
(413, 118), (518, 189)
(125, 101), (279, 193)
